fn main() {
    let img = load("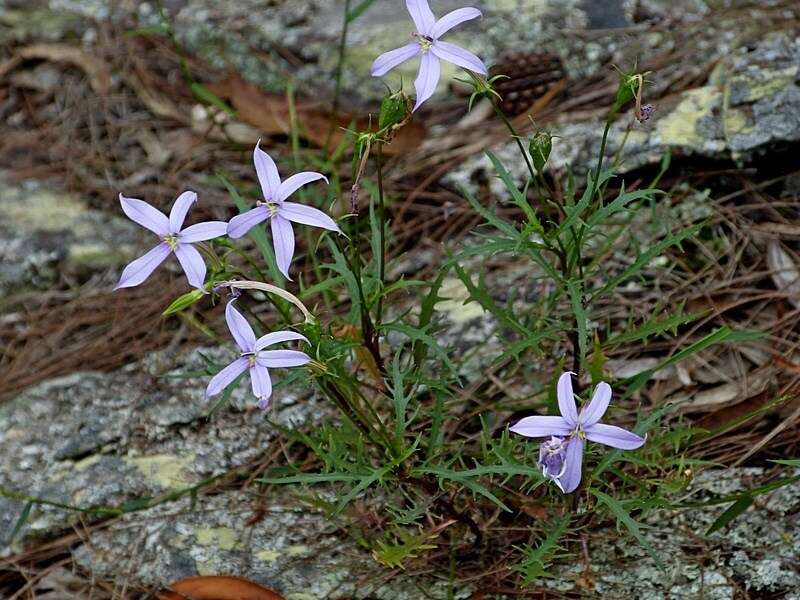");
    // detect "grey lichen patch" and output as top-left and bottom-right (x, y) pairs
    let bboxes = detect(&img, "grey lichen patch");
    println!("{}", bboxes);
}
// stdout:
(72, 491), (462, 599)
(0, 174), (137, 294)
(448, 32), (800, 195)
(0, 346), (320, 550)
(544, 468), (800, 597)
